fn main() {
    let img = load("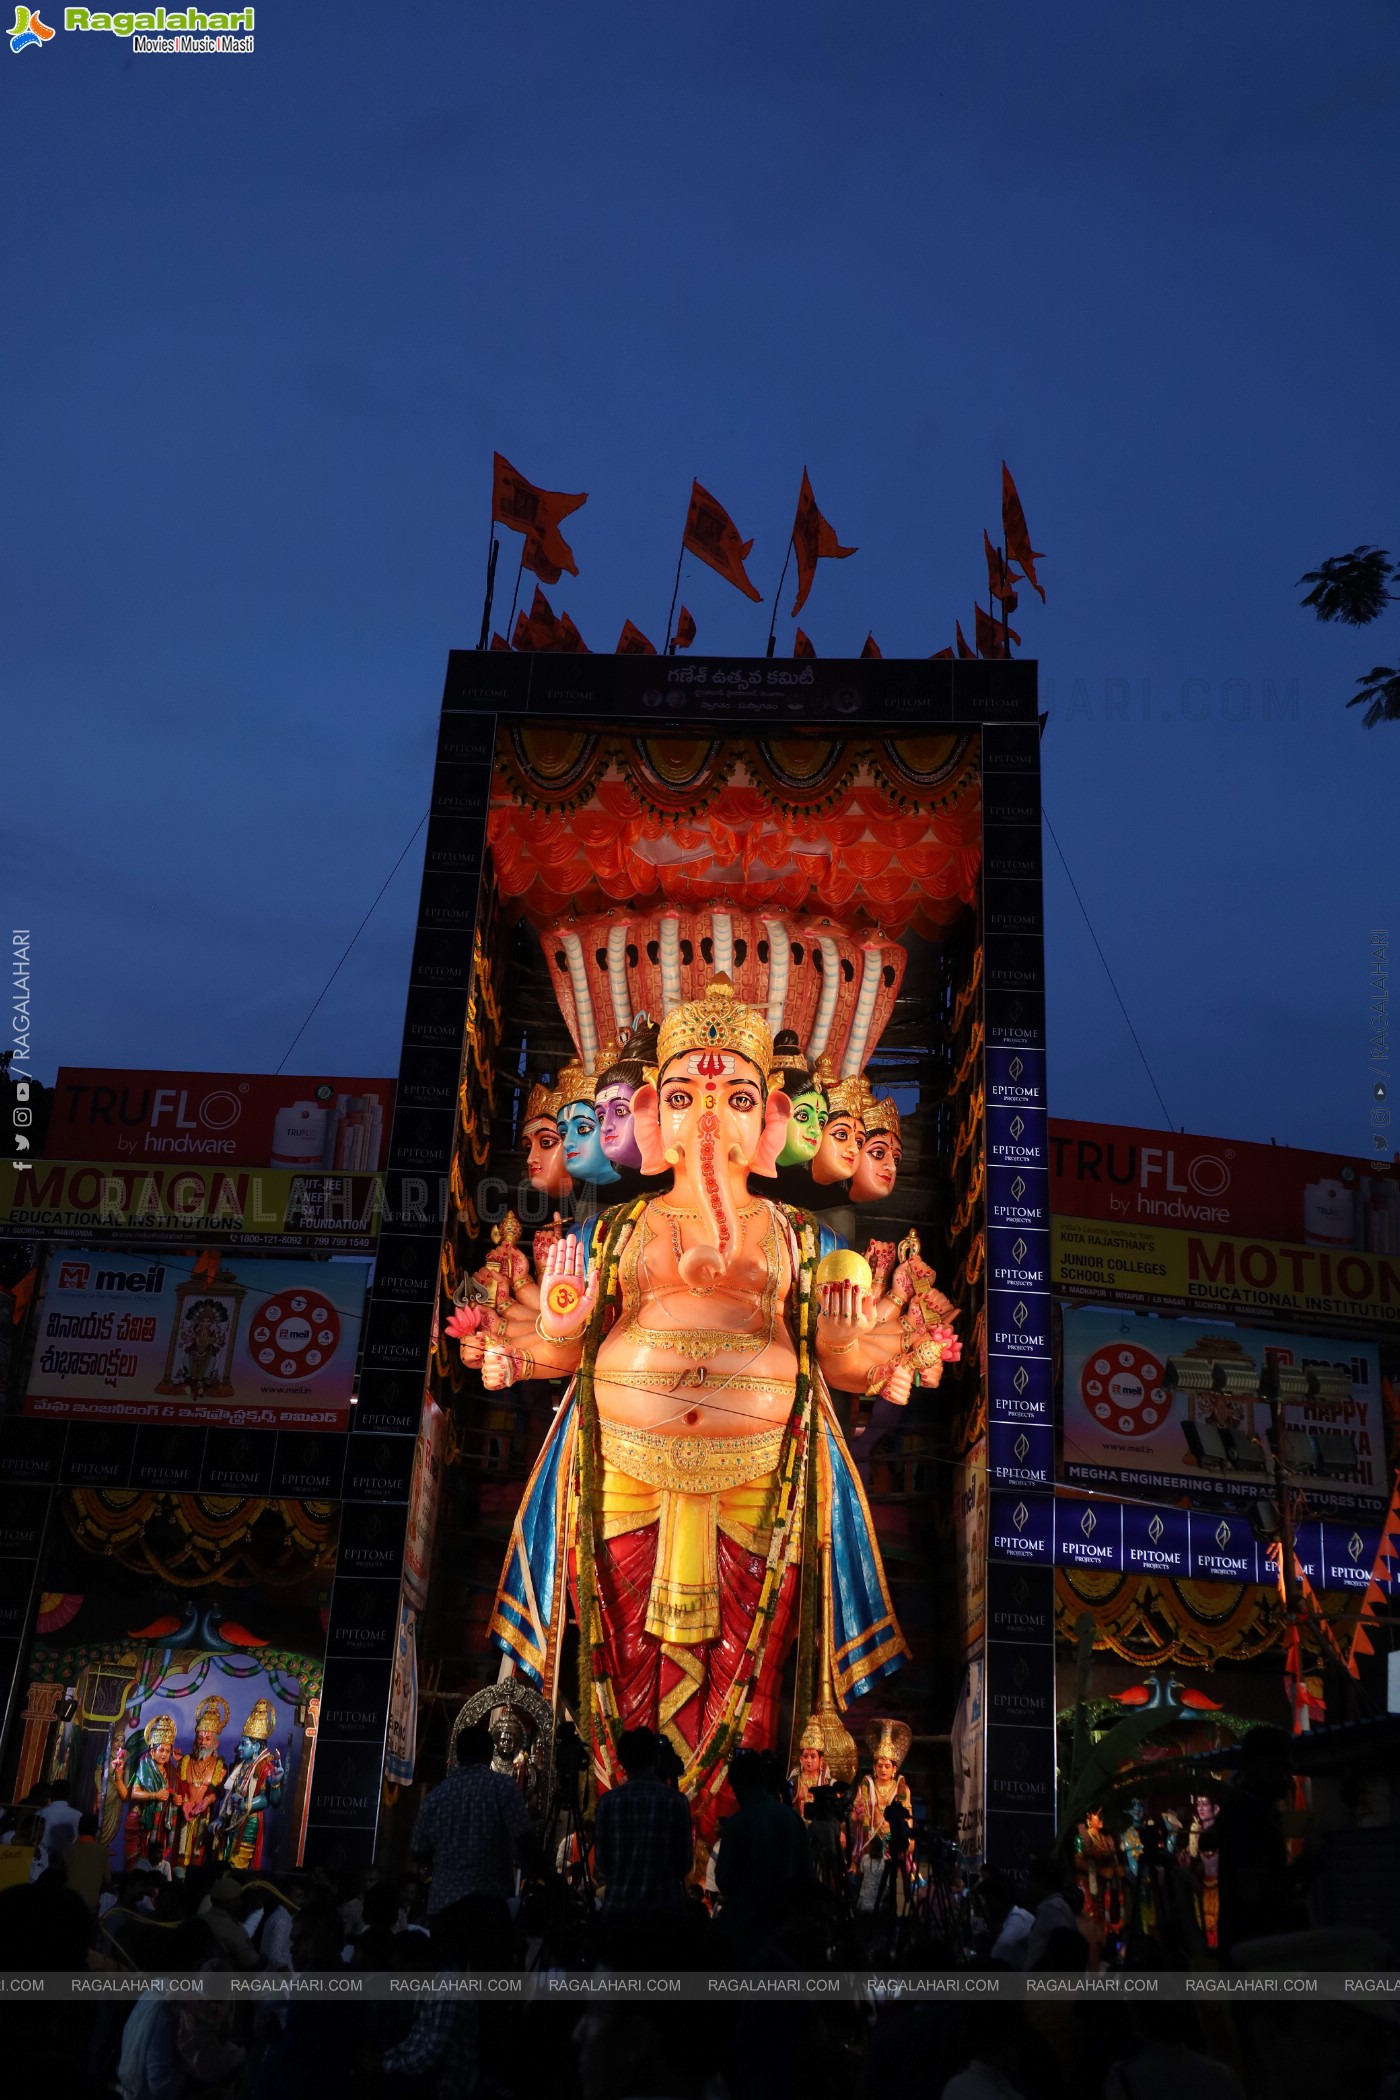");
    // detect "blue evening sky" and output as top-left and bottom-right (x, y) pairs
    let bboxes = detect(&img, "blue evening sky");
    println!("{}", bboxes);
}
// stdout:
(5, 1), (1397, 1156)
